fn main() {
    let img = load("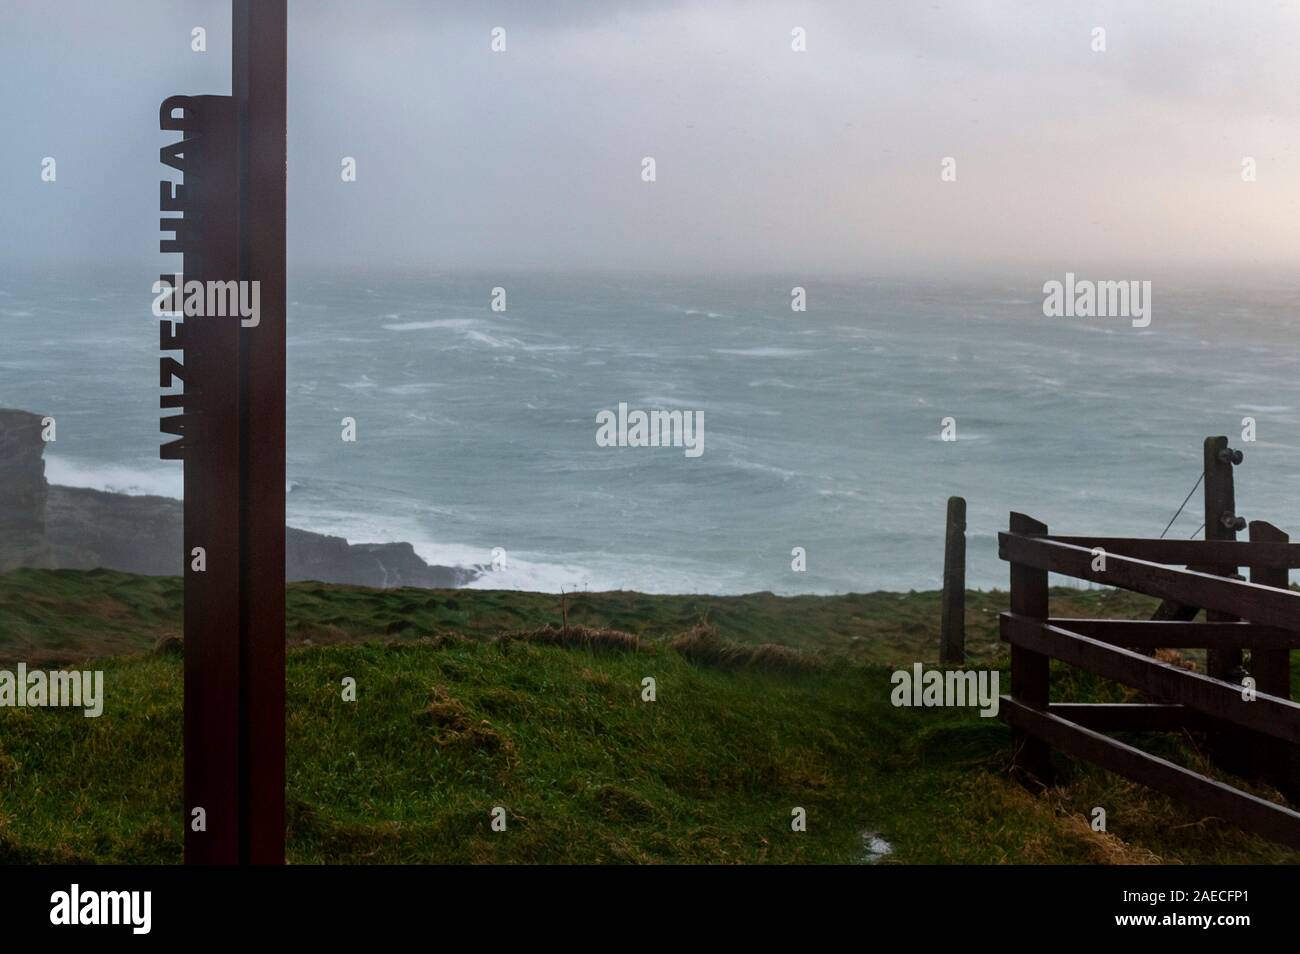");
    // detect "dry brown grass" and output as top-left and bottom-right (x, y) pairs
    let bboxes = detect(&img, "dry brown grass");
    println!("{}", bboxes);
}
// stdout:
(288, 616), (361, 647)
(951, 772), (1166, 864)
(418, 684), (516, 760)
(151, 633), (183, 656)
(668, 622), (821, 674)
(1044, 790), (1165, 865)
(494, 624), (643, 653)
(421, 684), (472, 731)
(1154, 647), (1199, 671)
